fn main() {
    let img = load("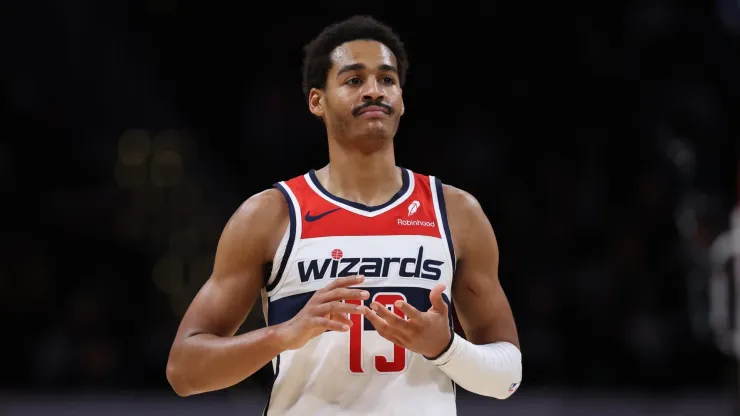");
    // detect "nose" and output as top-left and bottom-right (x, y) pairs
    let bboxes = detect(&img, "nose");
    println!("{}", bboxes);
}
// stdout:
(362, 79), (384, 102)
